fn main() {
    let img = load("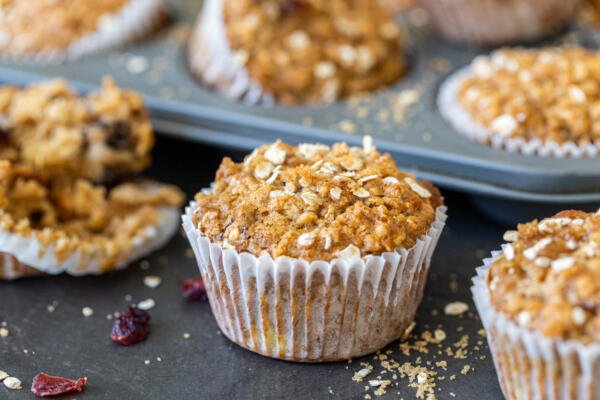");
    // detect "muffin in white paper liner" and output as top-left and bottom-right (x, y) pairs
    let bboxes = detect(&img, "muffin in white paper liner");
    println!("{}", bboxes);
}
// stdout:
(187, 0), (274, 106)
(438, 66), (600, 158)
(471, 249), (600, 400)
(419, 0), (582, 45)
(0, 206), (179, 280)
(183, 200), (447, 362)
(0, 0), (167, 63)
